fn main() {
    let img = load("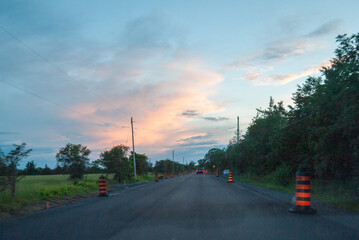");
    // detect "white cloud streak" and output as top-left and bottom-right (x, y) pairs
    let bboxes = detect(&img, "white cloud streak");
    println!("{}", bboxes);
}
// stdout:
(249, 61), (331, 86)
